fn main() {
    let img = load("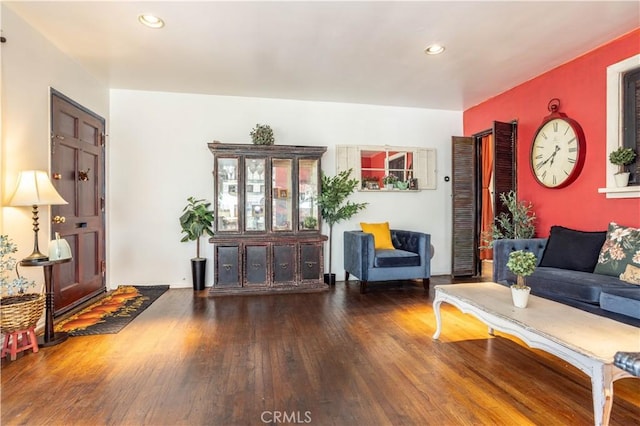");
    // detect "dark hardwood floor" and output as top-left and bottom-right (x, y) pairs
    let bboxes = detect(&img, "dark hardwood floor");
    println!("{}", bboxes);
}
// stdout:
(2, 277), (639, 425)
